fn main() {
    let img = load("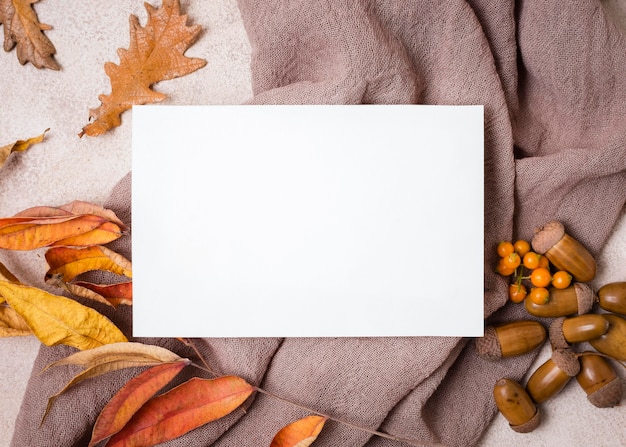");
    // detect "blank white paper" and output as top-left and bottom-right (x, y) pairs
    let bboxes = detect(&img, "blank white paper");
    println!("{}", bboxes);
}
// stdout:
(132, 105), (484, 337)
